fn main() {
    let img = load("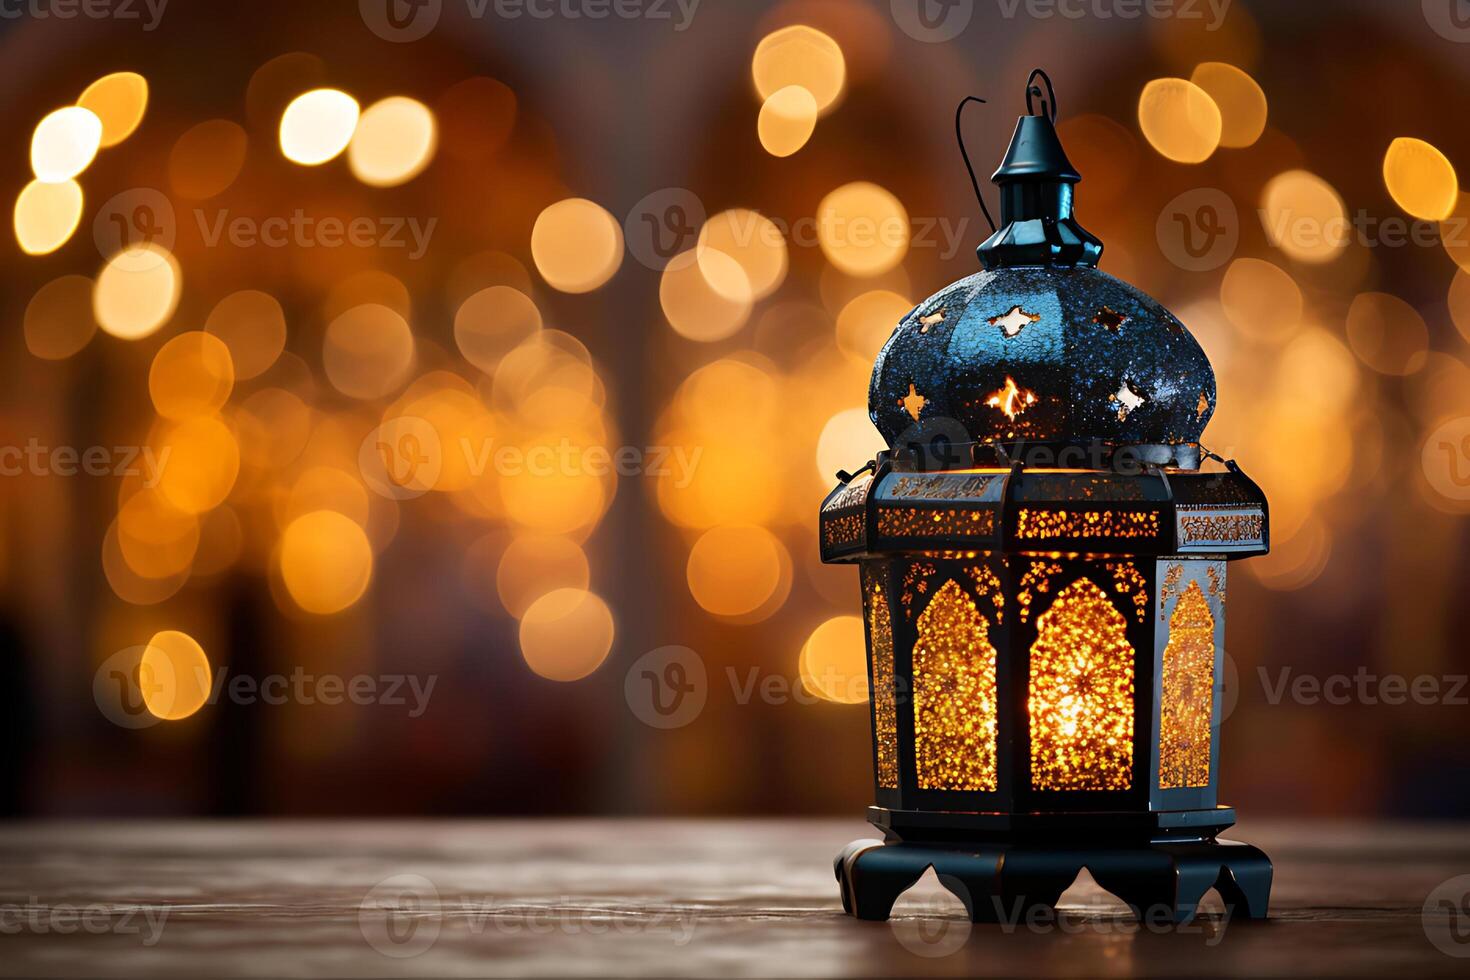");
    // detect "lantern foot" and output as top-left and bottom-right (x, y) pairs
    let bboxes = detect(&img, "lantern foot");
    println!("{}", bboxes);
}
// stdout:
(835, 837), (1271, 925)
